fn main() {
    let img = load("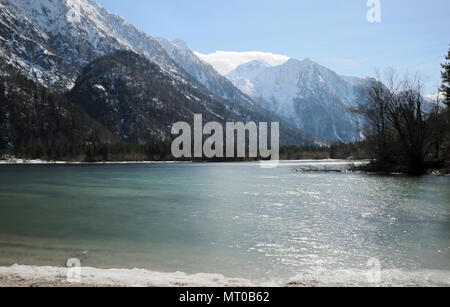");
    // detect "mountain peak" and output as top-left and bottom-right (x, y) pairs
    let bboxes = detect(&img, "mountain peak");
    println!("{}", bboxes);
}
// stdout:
(227, 60), (272, 83)
(283, 57), (317, 68)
